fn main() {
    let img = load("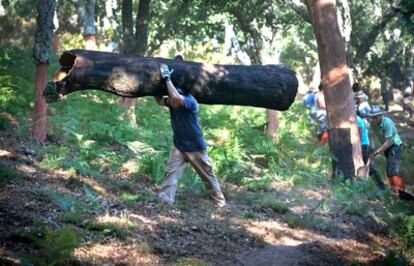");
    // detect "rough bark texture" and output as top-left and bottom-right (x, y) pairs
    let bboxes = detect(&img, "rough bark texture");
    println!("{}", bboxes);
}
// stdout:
(77, 0), (96, 36)
(306, 0), (363, 178)
(45, 50), (298, 111)
(135, 0), (150, 56)
(32, 0), (56, 142)
(118, 0), (151, 126)
(122, 0), (134, 54)
(33, 0), (56, 64)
